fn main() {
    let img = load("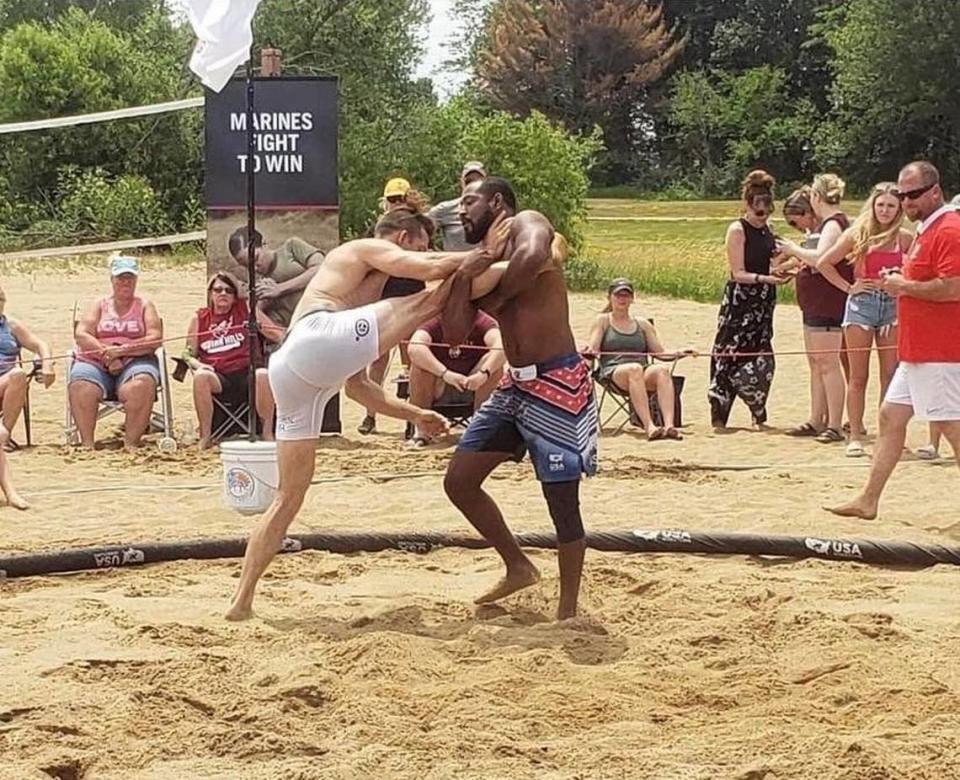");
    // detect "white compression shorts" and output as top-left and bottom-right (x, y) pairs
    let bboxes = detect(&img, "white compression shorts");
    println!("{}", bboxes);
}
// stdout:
(269, 305), (381, 440)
